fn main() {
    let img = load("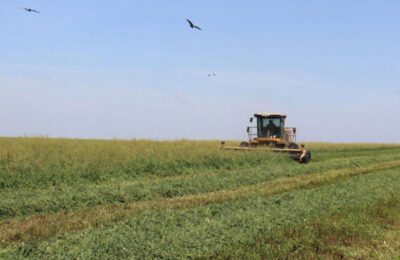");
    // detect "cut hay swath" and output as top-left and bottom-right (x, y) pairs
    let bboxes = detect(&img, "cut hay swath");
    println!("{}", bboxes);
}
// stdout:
(0, 138), (399, 258)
